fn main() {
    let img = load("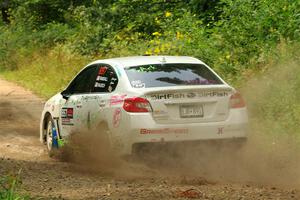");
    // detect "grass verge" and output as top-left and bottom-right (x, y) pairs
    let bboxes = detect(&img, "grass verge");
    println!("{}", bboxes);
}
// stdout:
(1, 45), (90, 98)
(0, 169), (29, 200)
